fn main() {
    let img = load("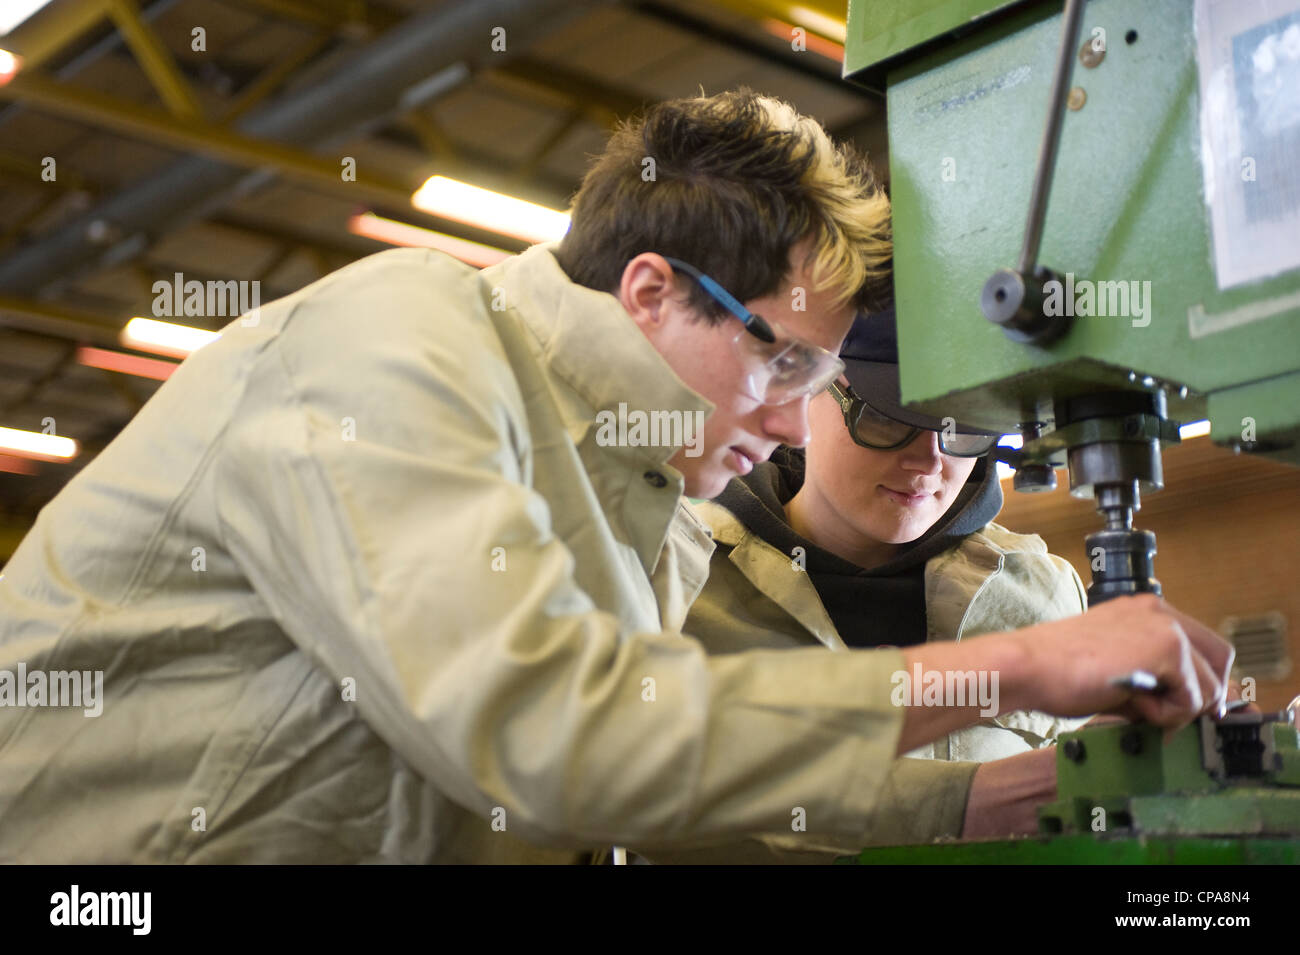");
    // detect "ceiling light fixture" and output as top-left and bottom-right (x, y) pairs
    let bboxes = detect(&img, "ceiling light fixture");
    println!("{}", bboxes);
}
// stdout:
(760, 19), (844, 62)
(0, 425), (77, 462)
(787, 5), (847, 42)
(0, 48), (22, 84)
(77, 345), (179, 381)
(121, 317), (219, 358)
(410, 176), (570, 245)
(349, 213), (512, 267)
(0, 0), (56, 36)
